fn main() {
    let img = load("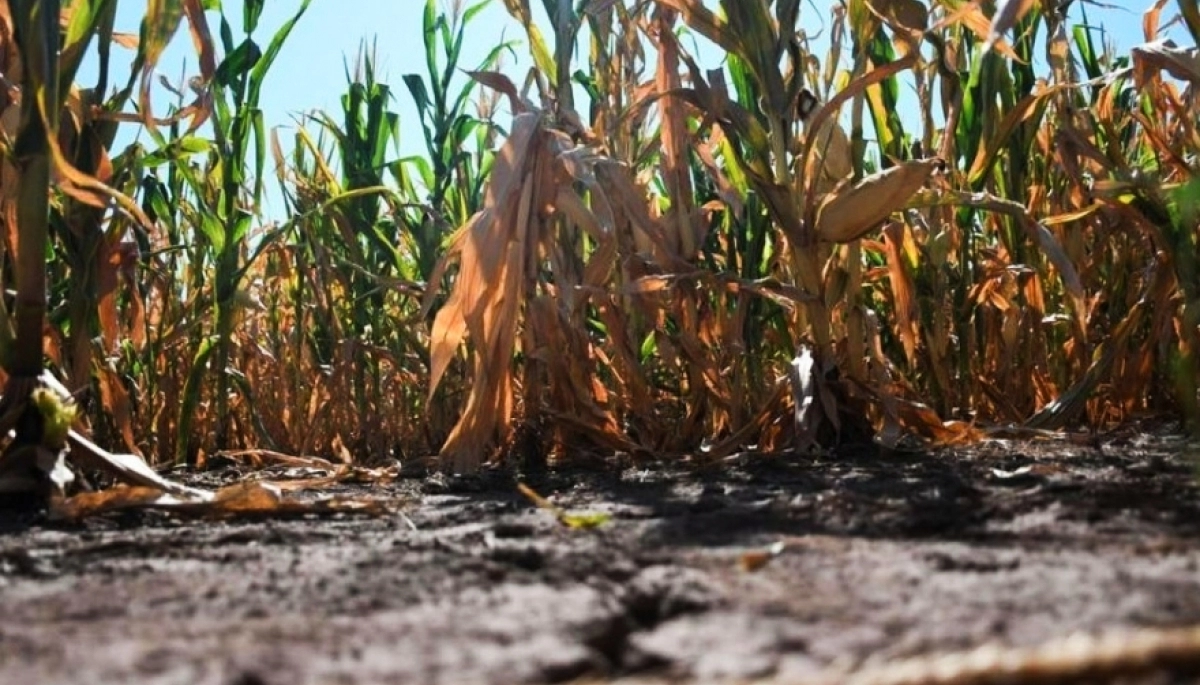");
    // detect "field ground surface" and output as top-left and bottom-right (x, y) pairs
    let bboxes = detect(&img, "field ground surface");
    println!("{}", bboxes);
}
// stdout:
(2, 427), (1200, 685)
